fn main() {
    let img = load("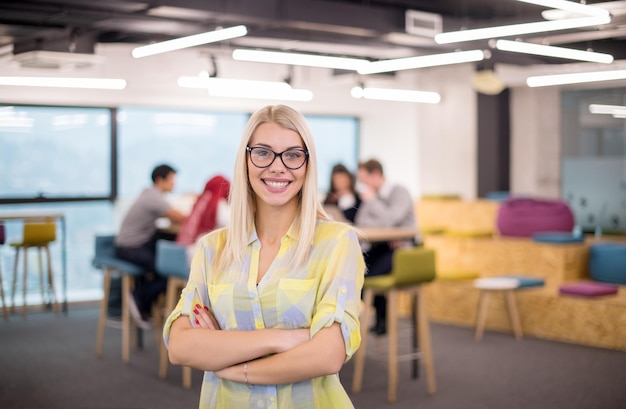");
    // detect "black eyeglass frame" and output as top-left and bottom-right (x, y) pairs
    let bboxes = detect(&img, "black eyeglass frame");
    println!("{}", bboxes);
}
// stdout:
(246, 146), (309, 170)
